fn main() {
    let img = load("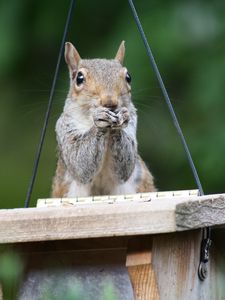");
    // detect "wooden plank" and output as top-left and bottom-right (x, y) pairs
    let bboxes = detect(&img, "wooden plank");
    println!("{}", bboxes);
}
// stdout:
(152, 230), (211, 300)
(128, 265), (159, 300)
(151, 228), (225, 300)
(176, 194), (225, 230)
(126, 237), (159, 300)
(1, 231), (225, 299)
(0, 193), (224, 244)
(209, 229), (225, 299)
(0, 196), (195, 244)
